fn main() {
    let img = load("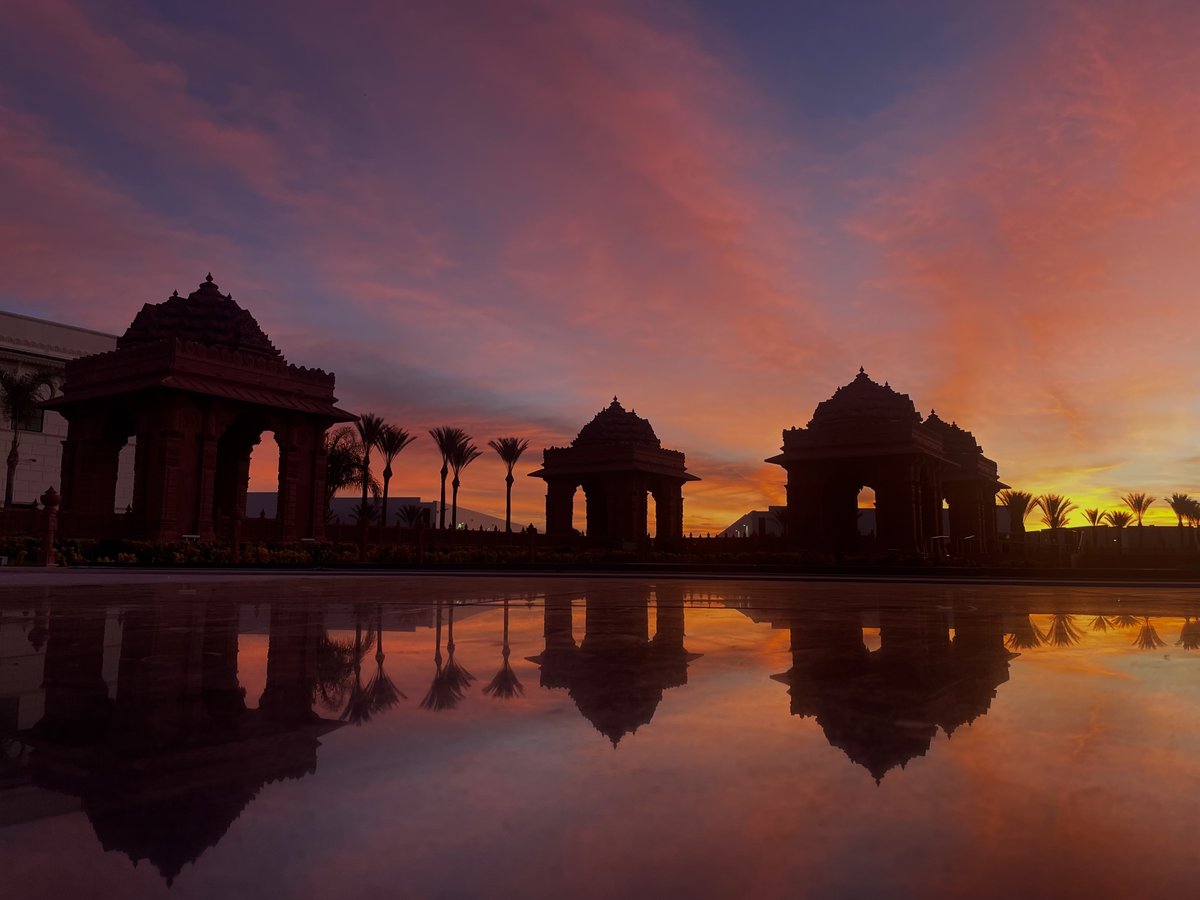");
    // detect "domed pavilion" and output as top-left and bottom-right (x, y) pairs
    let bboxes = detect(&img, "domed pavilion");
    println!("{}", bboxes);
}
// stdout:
(529, 398), (698, 543)
(766, 369), (1004, 556)
(45, 275), (353, 542)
